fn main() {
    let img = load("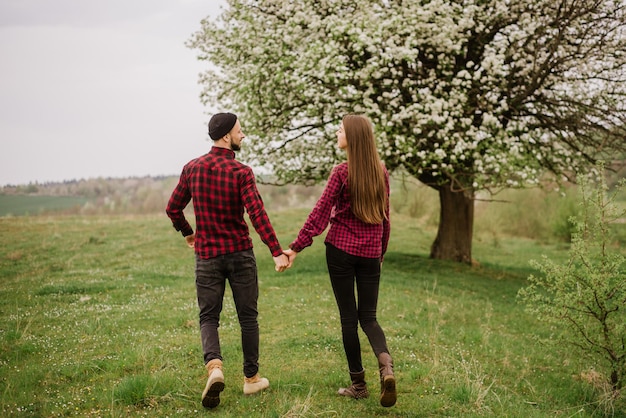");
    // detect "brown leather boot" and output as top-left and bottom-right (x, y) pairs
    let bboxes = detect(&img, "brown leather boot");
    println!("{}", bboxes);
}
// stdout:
(378, 352), (396, 407)
(337, 370), (369, 399)
(202, 359), (225, 408)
